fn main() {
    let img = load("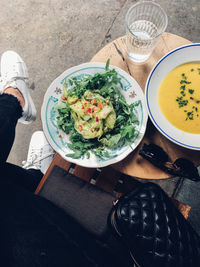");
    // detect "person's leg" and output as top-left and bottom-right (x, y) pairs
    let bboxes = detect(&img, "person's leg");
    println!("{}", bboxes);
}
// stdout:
(0, 162), (43, 192)
(0, 50), (36, 162)
(0, 129), (55, 192)
(0, 163), (124, 267)
(0, 93), (22, 162)
(0, 93), (46, 192)
(13, 130), (54, 192)
(0, 51), (54, 192)
(0, 51), (42, 191)
(0, 178), (105, 267)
